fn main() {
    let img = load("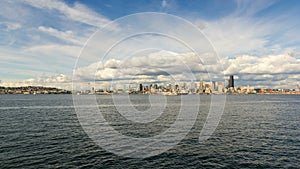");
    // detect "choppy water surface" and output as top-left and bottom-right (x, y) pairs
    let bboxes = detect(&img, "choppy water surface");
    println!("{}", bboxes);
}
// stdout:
(0, 94), (299, 168)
